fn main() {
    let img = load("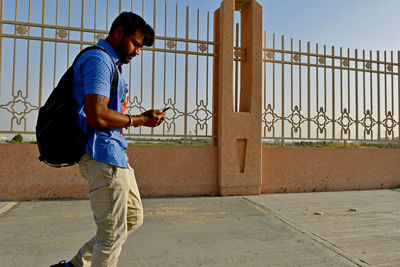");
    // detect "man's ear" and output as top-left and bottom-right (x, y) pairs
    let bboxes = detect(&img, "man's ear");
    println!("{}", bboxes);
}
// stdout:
(113, 25), (125, 41)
